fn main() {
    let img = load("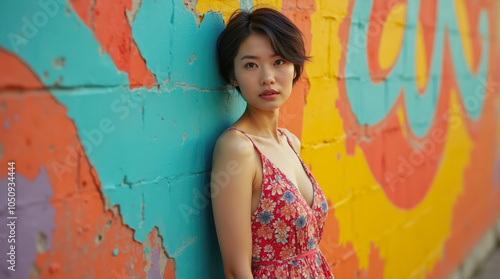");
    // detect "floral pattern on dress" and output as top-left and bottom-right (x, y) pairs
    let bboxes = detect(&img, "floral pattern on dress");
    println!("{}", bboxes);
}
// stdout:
(225, 128), (335, 279)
